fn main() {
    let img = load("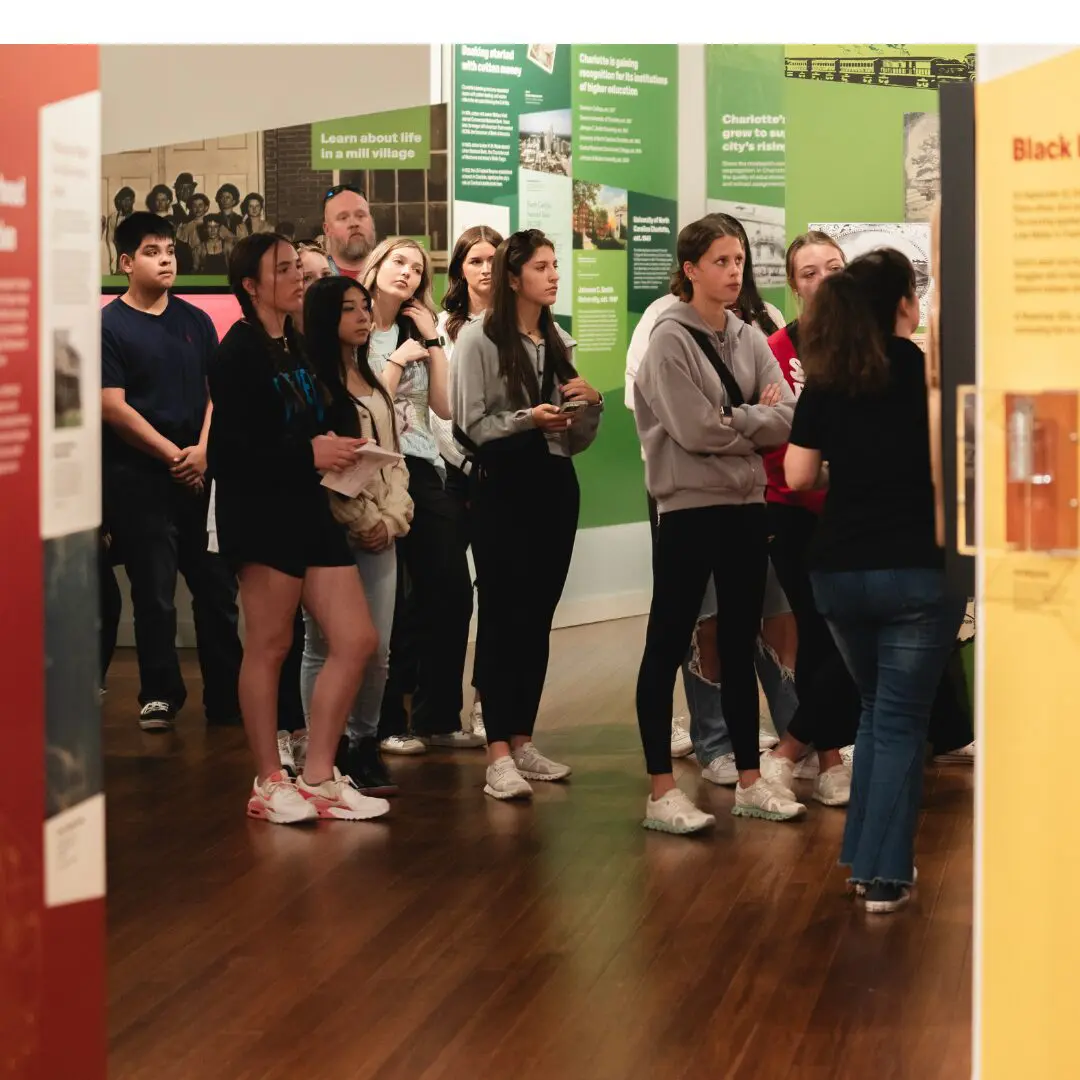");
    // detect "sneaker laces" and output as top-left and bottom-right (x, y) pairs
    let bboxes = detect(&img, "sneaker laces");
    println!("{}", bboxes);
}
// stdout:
(141, 700), (170, 715)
